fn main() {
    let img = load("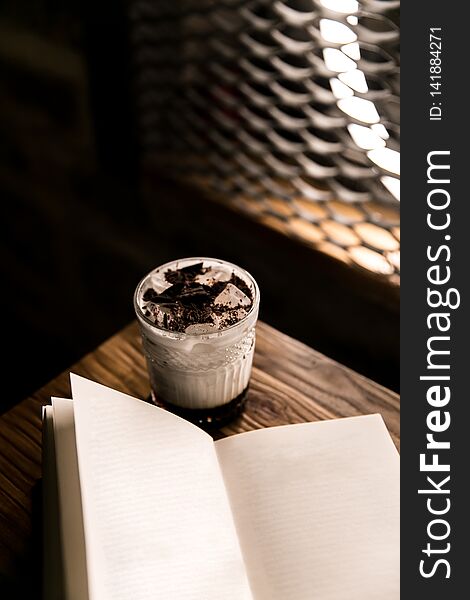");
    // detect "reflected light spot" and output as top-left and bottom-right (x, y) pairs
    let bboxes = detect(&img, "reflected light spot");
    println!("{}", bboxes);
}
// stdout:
(348, 124), (386, 150)
(338, 96), (380, 123)
(323, 48), (357, 72)
(320, 19), (357, 44)
(368, 147), (400, 175)
(350, 246), (394, 275)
